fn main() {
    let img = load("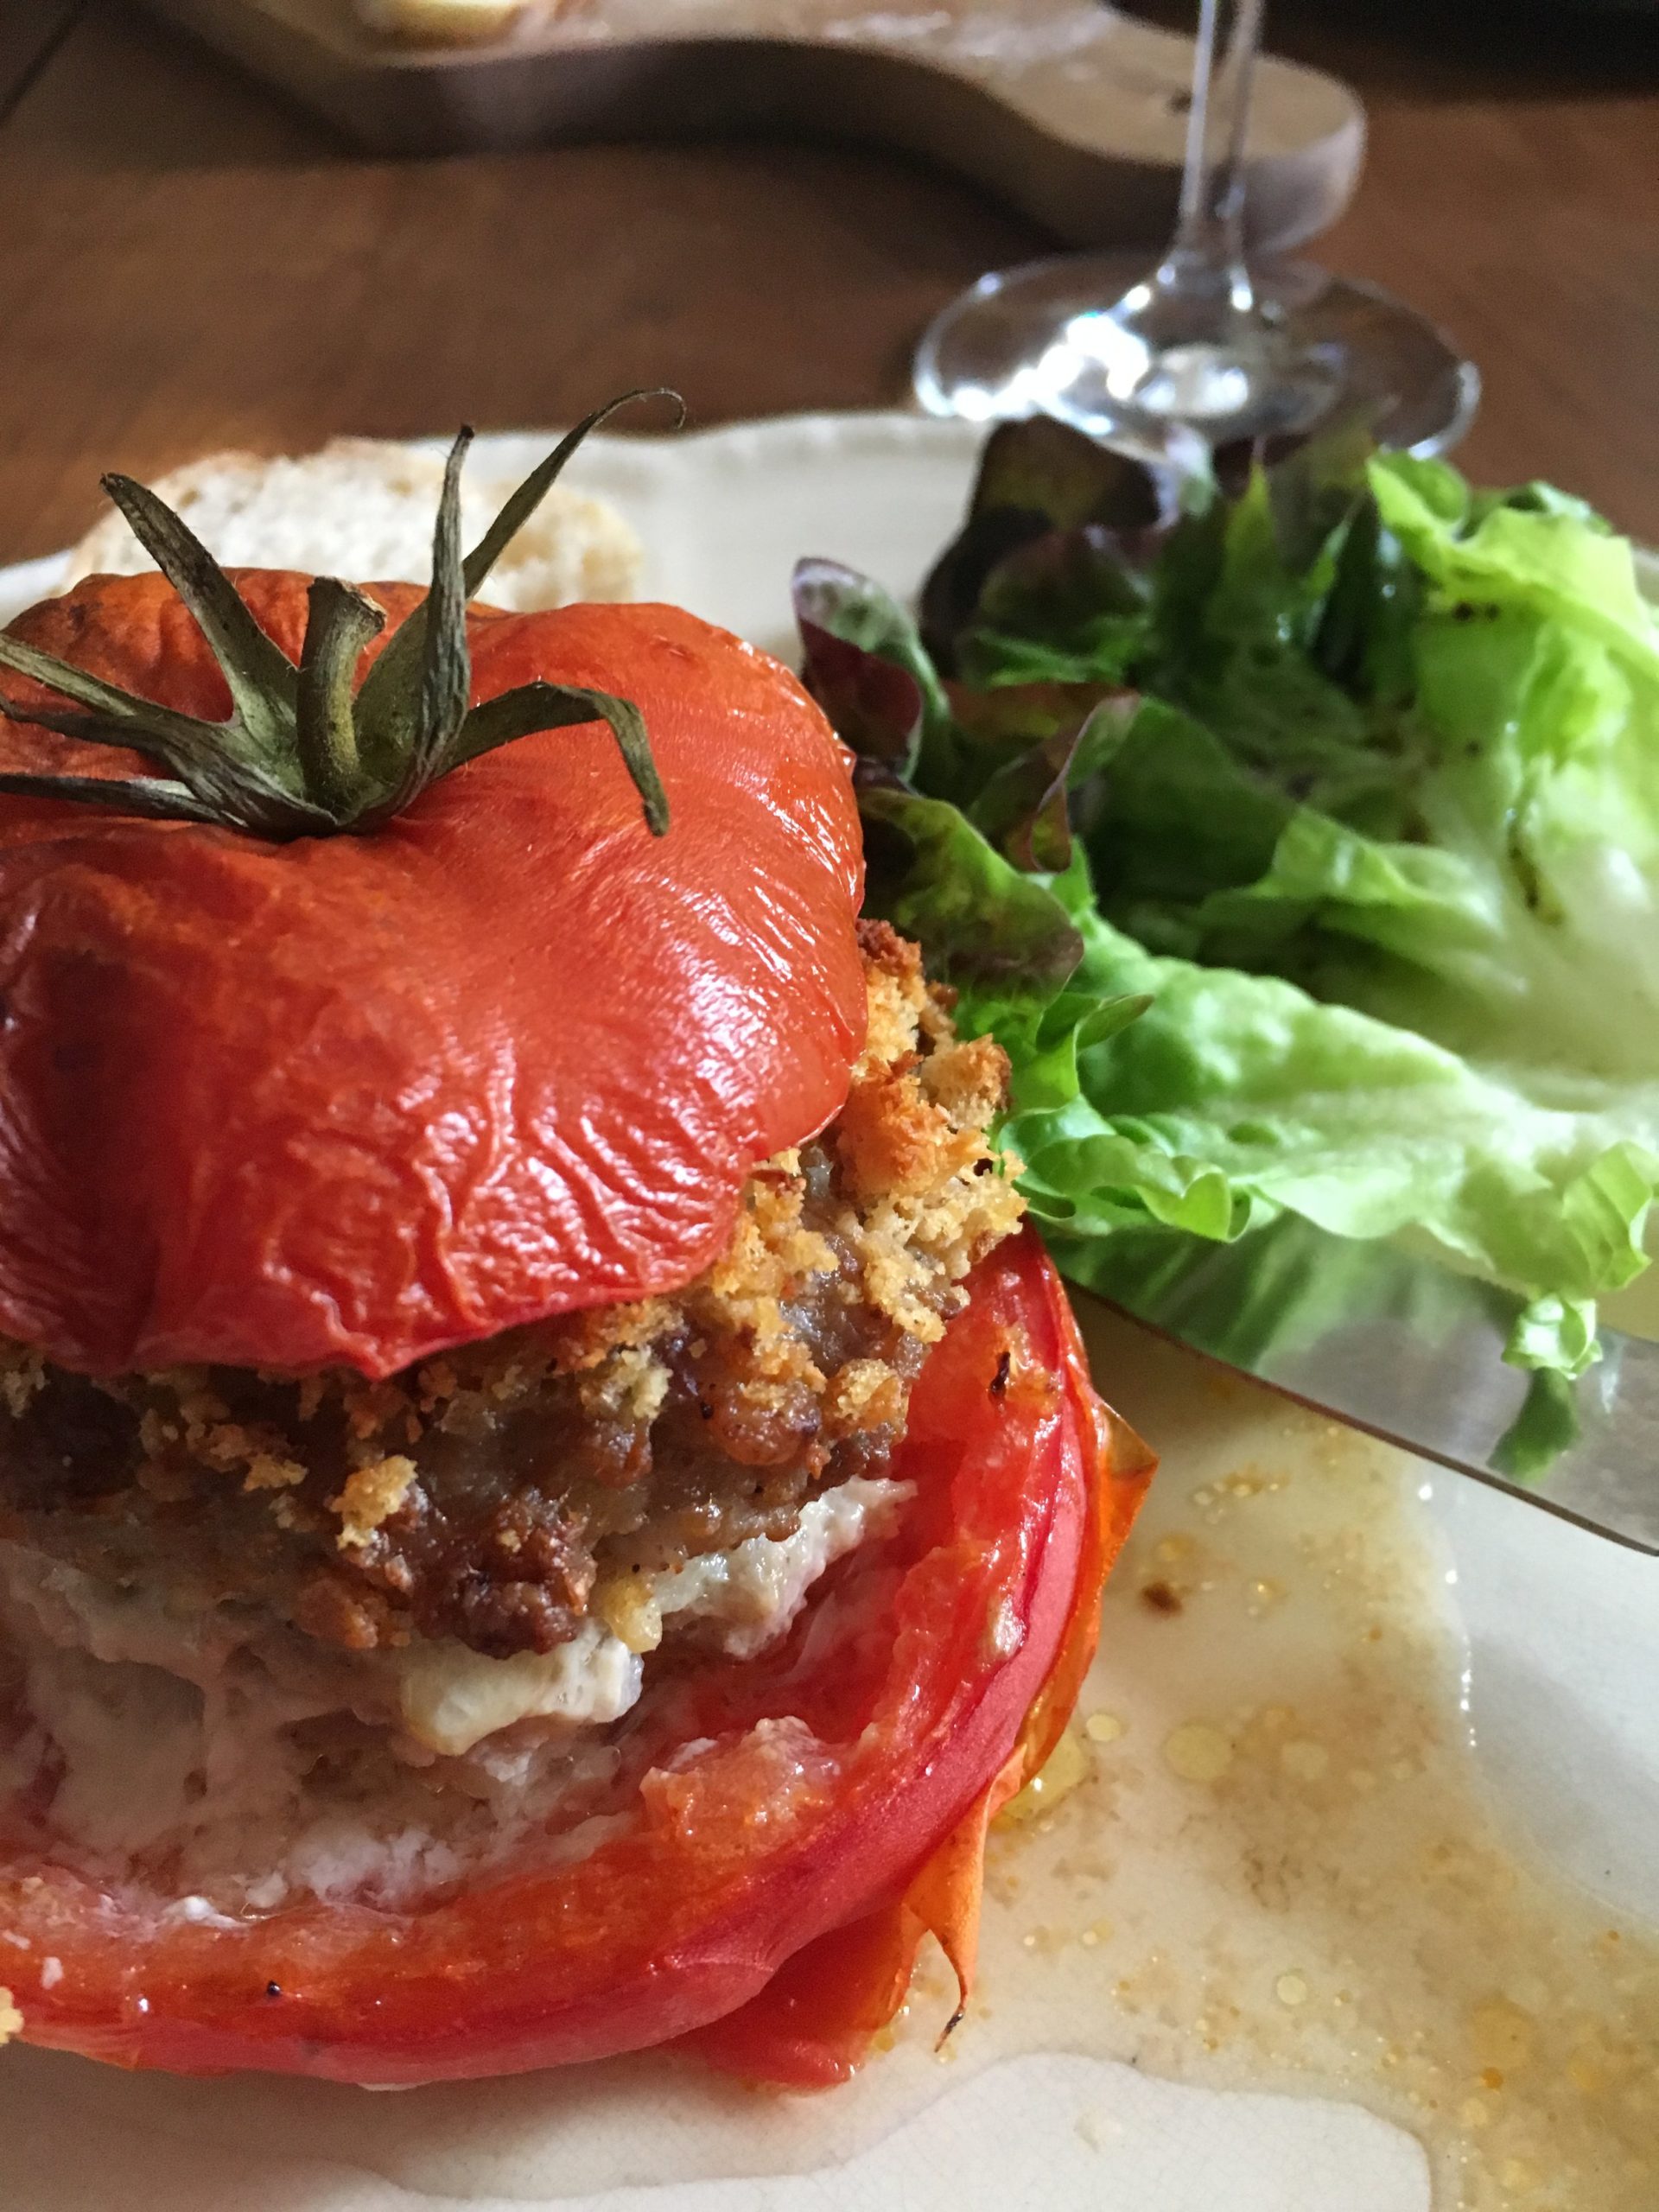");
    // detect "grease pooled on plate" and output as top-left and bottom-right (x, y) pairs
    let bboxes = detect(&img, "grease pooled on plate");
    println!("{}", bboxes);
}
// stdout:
(940, 1305), (1659, 2211)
